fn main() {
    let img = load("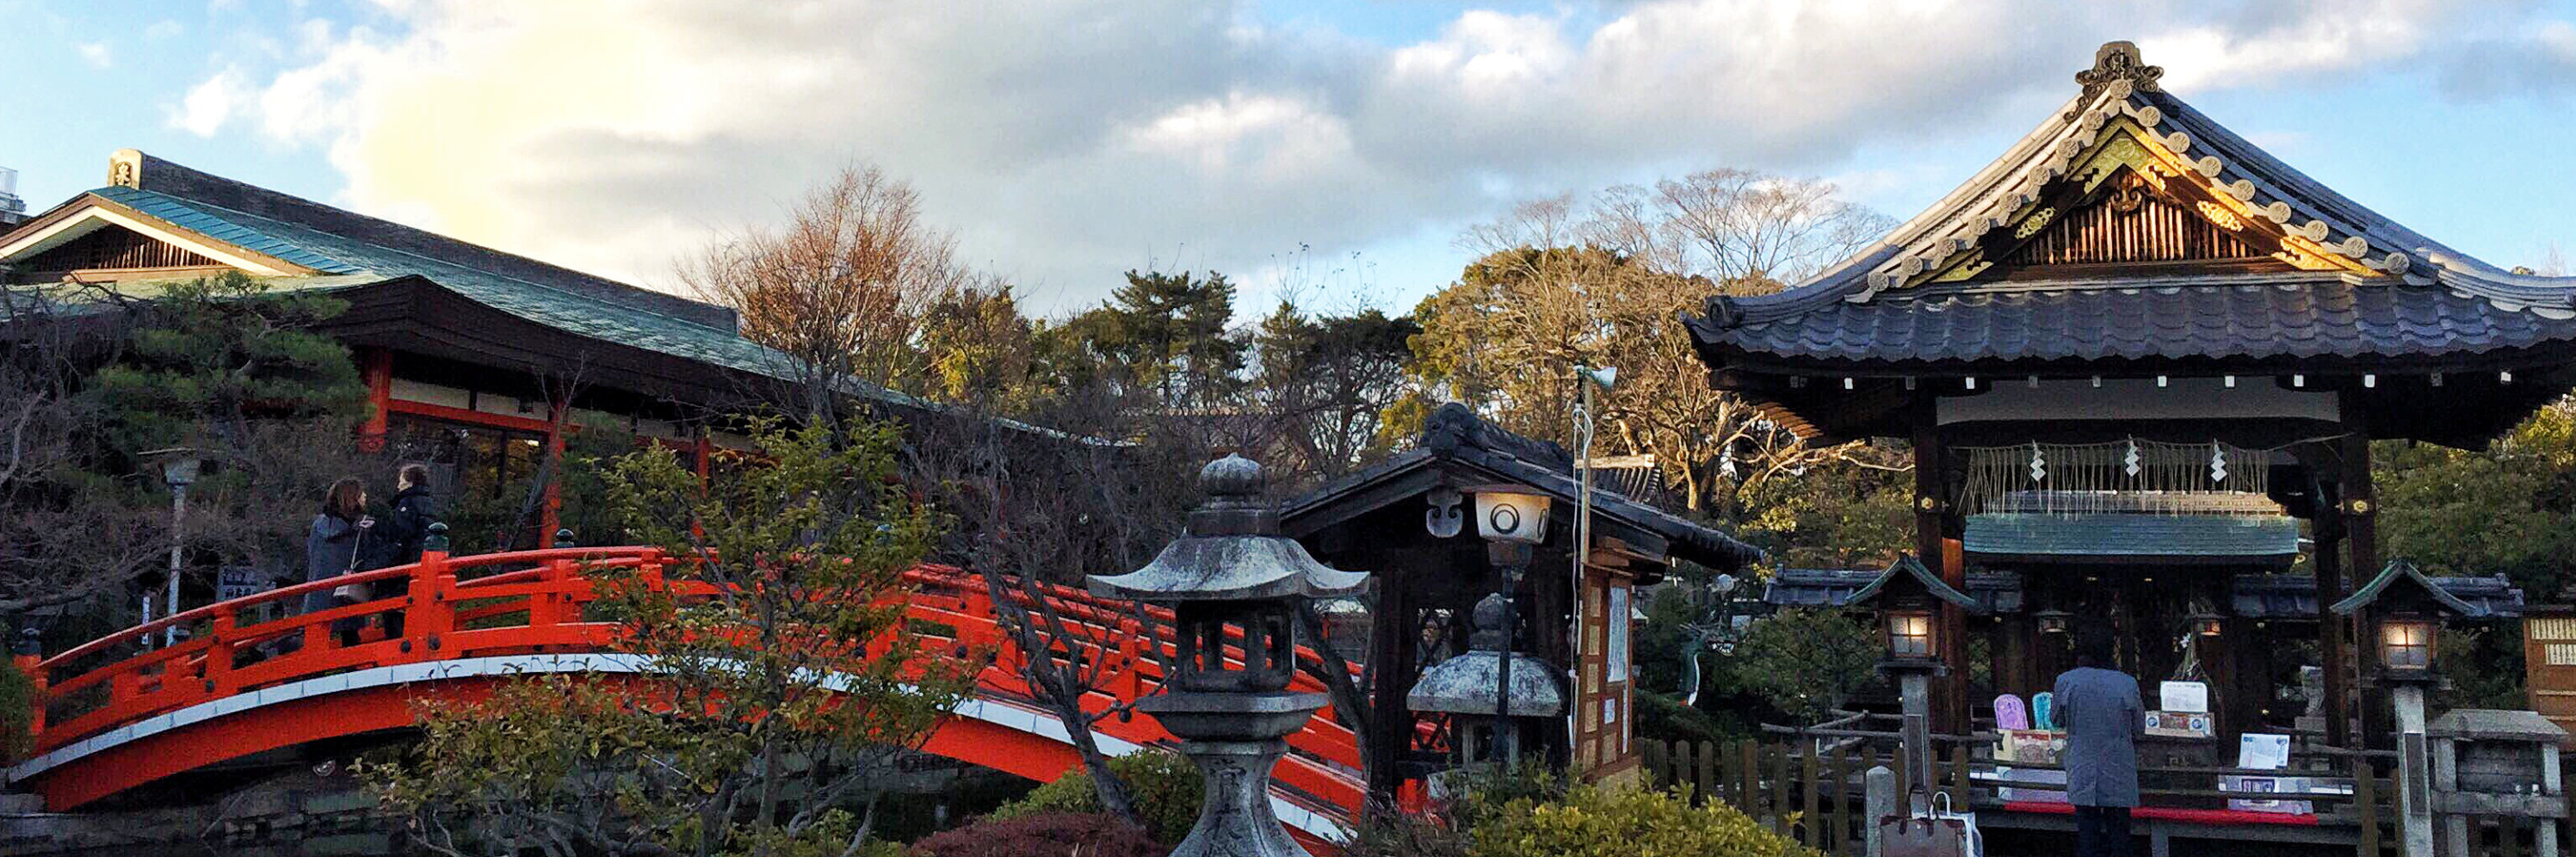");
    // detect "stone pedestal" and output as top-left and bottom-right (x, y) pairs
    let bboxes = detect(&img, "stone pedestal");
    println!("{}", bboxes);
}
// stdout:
(1140, 691), (1326, 857)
